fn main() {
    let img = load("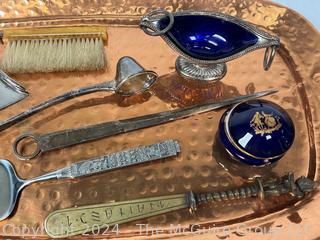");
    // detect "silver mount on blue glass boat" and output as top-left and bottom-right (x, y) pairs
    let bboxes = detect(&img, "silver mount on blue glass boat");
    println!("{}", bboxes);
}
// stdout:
(140, 9), (280, 82)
